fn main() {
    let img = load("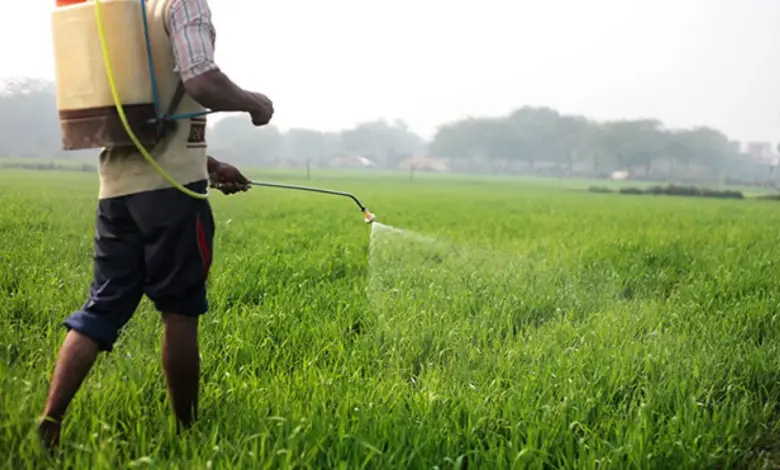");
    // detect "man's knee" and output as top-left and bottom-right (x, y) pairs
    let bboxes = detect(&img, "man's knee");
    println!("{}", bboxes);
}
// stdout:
(150, 285), (209, 318)
(162, 311), (200, 329)
(63, 304), (137, 352)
